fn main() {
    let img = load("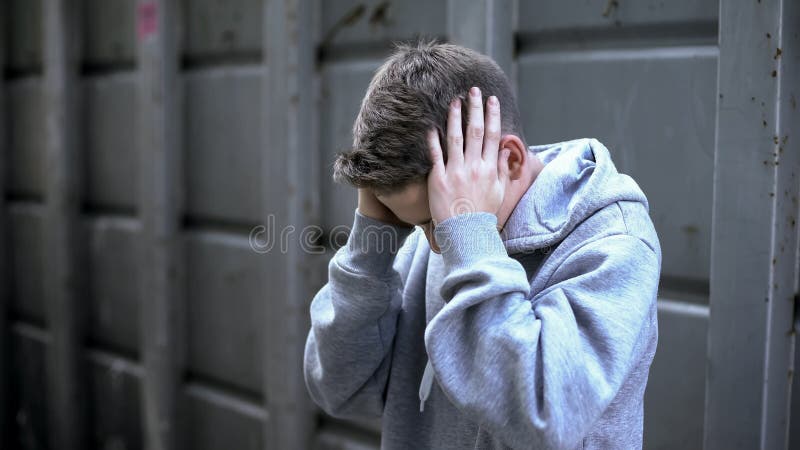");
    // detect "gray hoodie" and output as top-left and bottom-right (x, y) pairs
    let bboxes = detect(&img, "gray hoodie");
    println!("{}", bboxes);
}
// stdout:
(304, 138), (662, 449)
